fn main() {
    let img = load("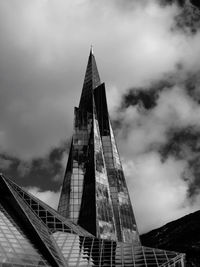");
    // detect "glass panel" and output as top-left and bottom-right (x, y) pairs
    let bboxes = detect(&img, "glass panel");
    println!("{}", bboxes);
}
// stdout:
(53, 231), (185, 267)
(0, 203), (50, 267)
